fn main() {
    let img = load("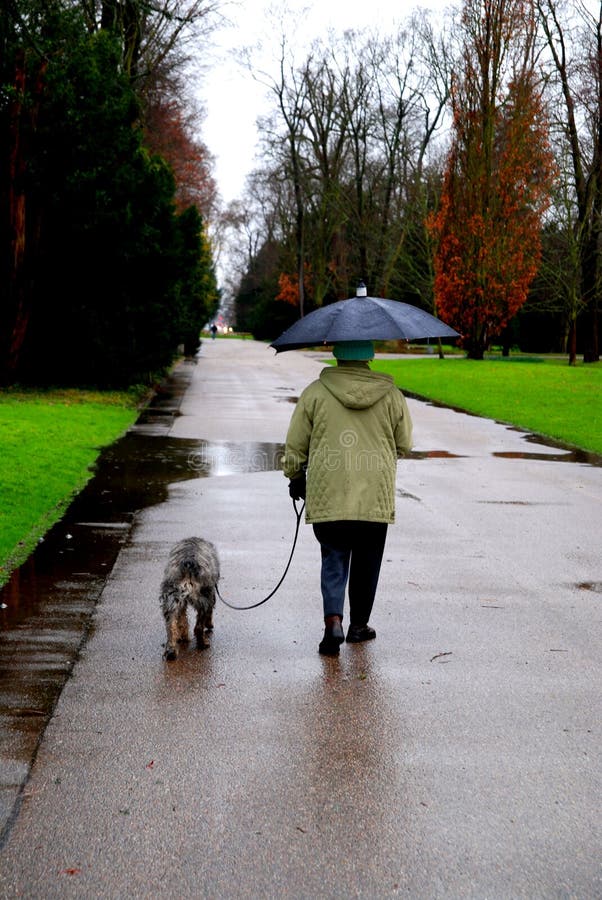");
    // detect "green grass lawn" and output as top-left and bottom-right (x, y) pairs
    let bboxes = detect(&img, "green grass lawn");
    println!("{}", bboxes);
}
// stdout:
(371, 356), (602, 455)
(0, 388), (140, 585)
